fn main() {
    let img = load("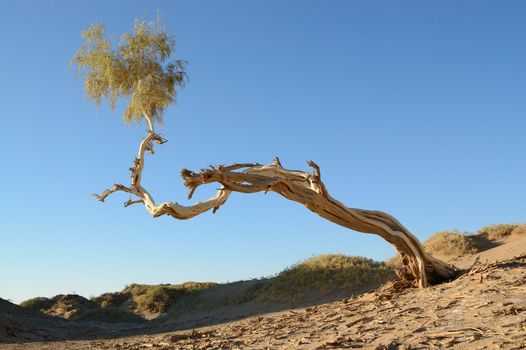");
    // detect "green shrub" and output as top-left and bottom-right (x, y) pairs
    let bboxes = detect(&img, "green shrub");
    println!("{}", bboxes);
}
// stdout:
(423, 230), (479, 256)
(477, 224), (518, 241)
(19, 297), (54, 312)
